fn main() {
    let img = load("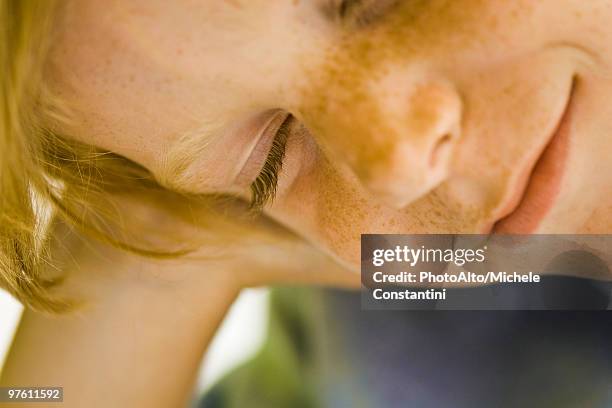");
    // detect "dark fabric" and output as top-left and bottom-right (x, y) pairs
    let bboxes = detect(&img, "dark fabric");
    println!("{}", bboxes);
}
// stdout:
(199, 280), (612, 408)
